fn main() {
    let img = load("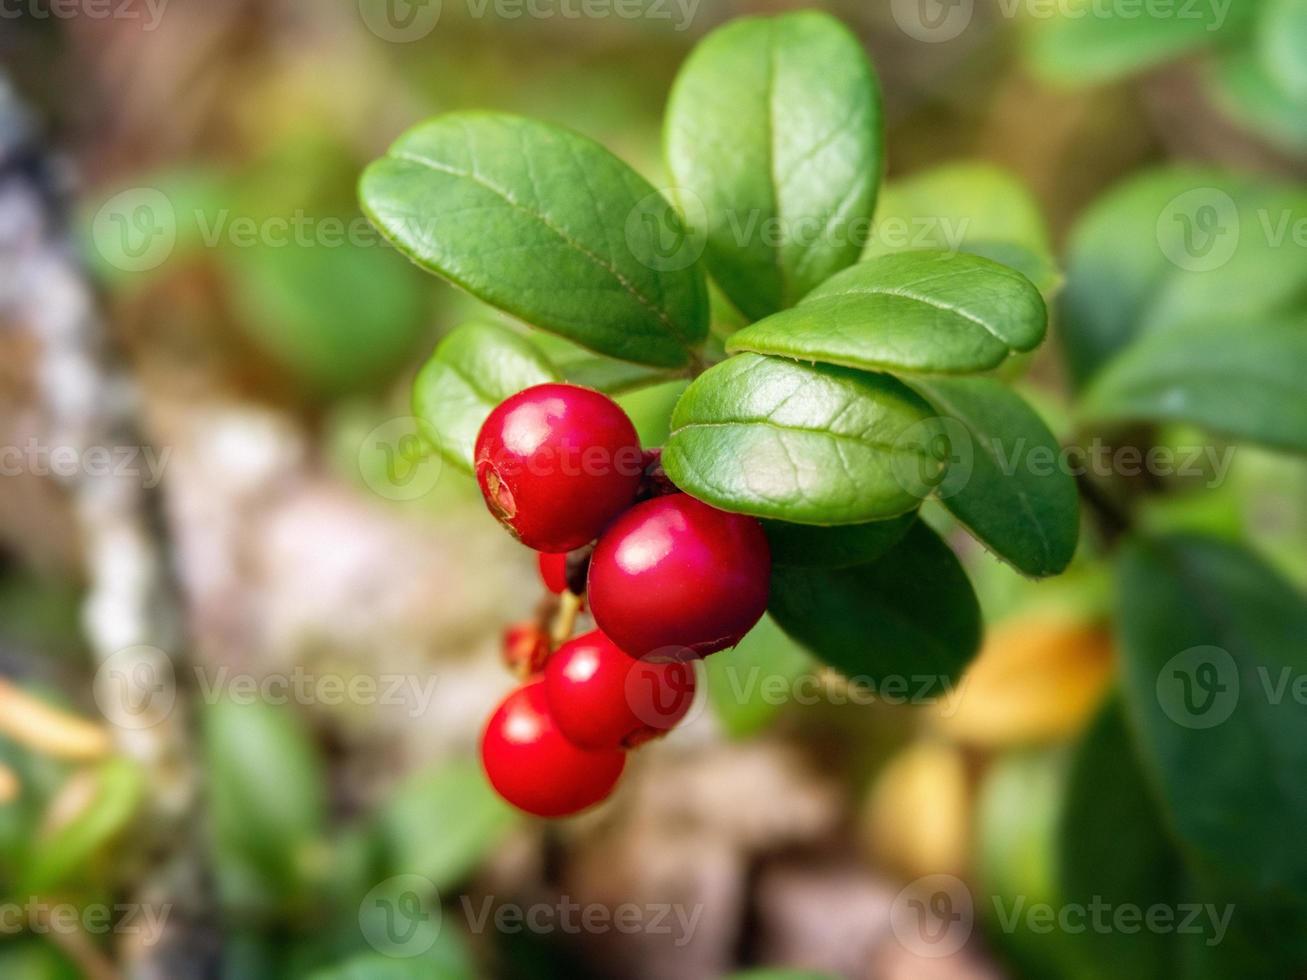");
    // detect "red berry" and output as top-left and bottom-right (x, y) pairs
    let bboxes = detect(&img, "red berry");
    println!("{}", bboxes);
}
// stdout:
(475, 385), (643, 552)
(480, 681), (625, 818)
(588, 495), (771, 658)
(537, 552), (568, 594)
(501, 622), (550, 678)
(544, 629), (696, 750)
